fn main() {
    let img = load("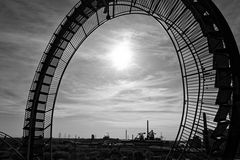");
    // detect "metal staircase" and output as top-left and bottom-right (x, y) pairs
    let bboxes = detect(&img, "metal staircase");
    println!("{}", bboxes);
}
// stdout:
(22, 0), (240, 160)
